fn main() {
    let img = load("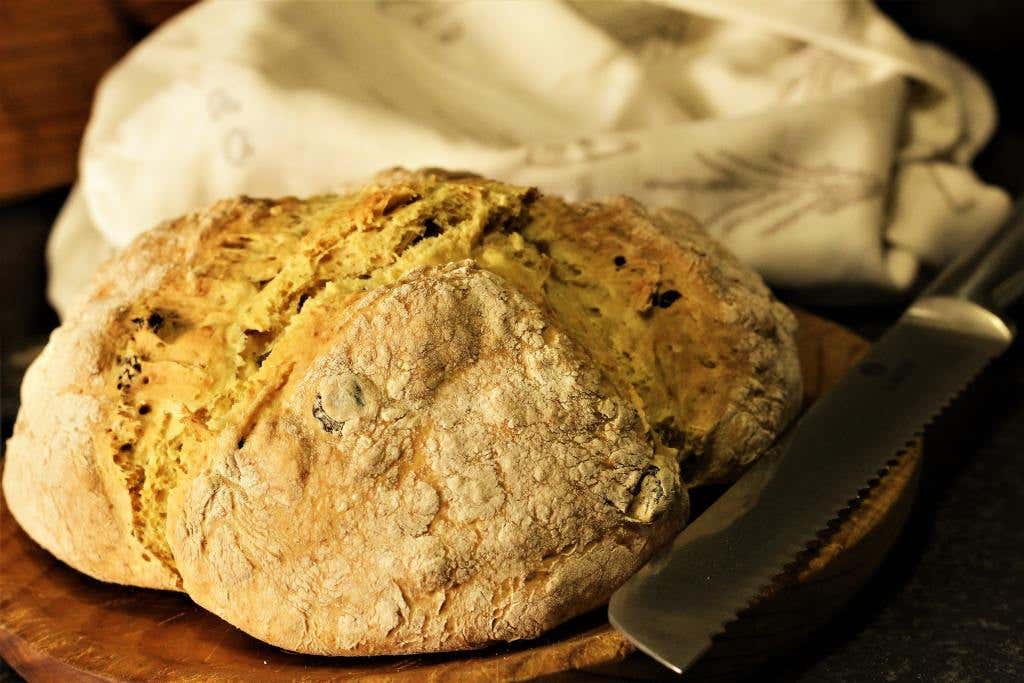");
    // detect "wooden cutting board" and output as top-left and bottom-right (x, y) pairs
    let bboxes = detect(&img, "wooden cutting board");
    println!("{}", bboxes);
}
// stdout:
(0, 310), (921, 681)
